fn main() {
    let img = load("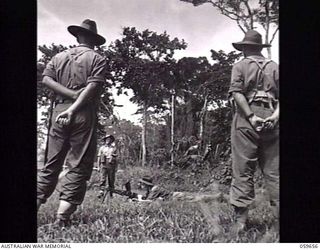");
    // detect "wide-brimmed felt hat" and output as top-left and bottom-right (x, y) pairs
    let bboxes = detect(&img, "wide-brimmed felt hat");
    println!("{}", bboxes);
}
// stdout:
(232, 30), (271, 51)
(103, 134), (115, 142)
(68, 19), (106, 46)
(139, 177), (154, 186)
